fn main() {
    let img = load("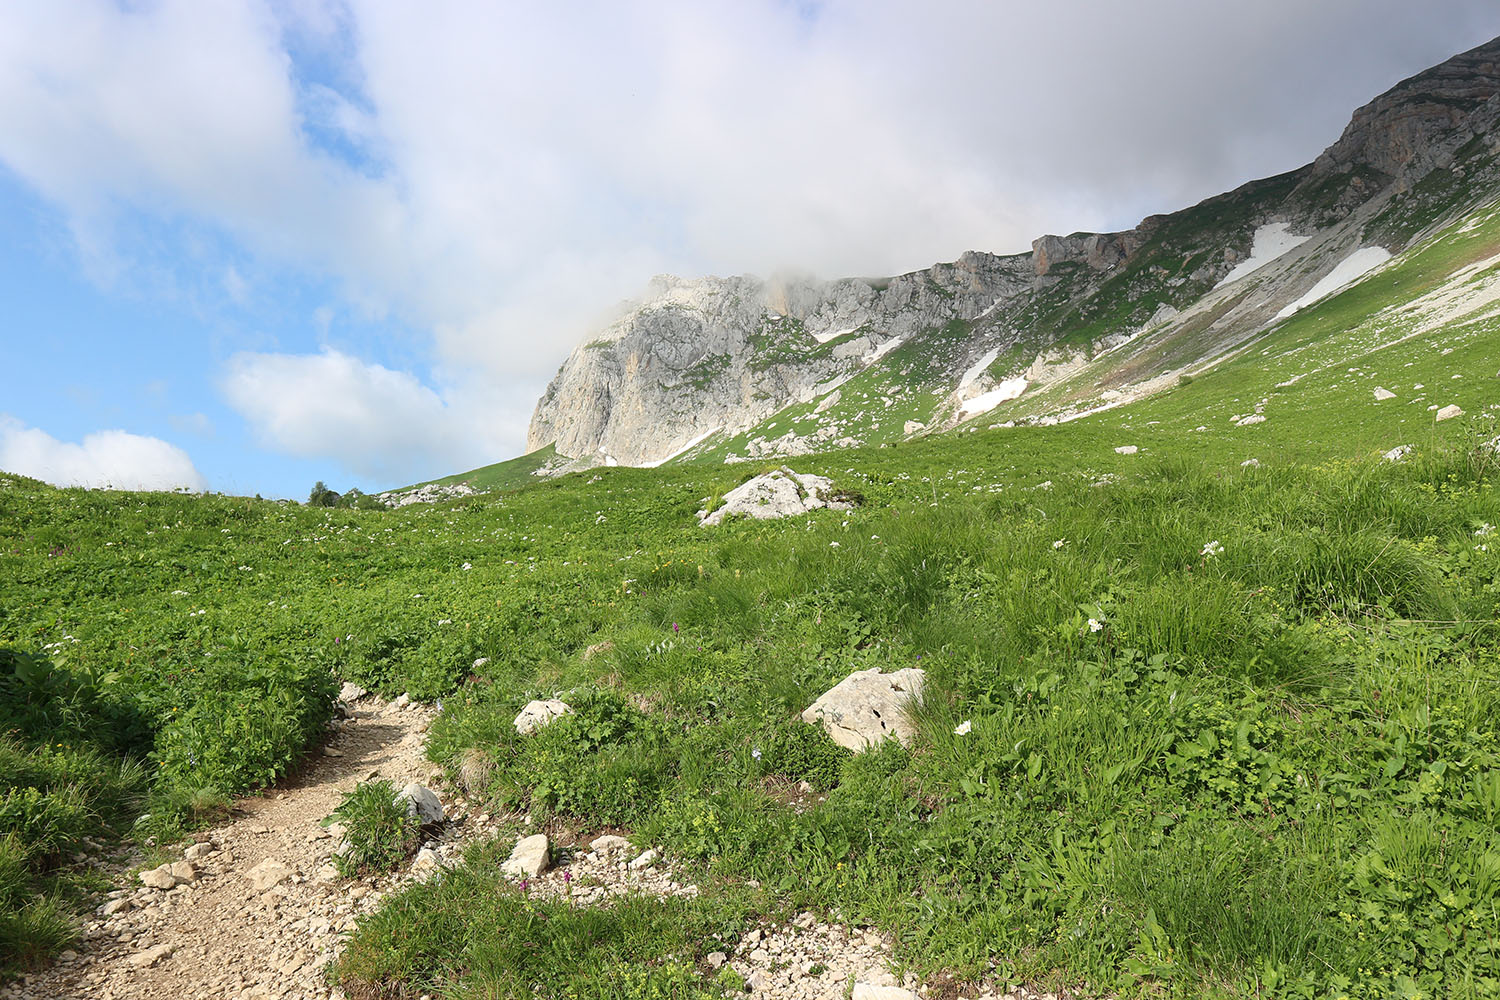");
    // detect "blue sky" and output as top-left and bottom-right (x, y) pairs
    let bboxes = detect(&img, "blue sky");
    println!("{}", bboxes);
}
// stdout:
(3, 0), (1499, 498)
